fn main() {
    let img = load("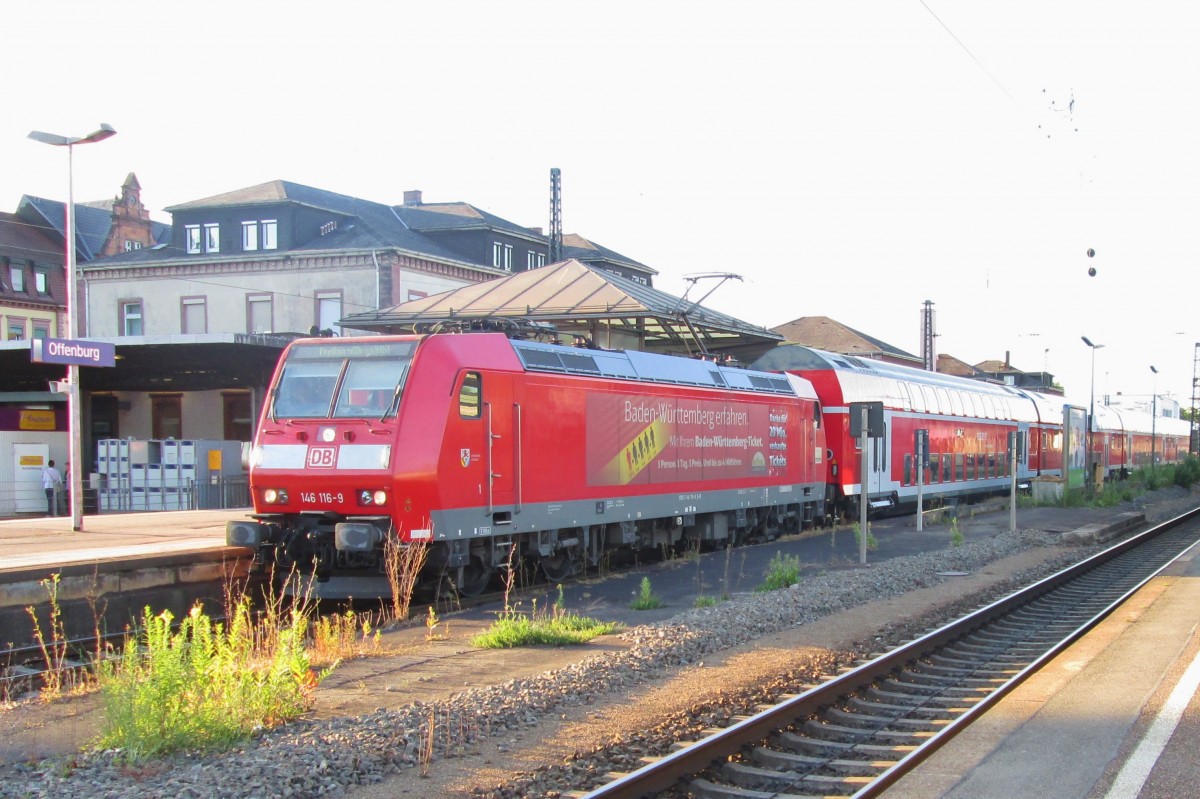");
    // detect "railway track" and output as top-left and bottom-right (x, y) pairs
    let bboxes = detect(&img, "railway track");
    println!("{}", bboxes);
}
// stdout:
(575, 506), (1200, 799)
